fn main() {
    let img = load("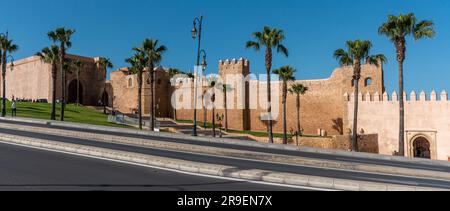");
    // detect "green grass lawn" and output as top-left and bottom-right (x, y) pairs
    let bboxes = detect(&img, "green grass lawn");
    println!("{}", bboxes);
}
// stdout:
(5, 101), (130, 128)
